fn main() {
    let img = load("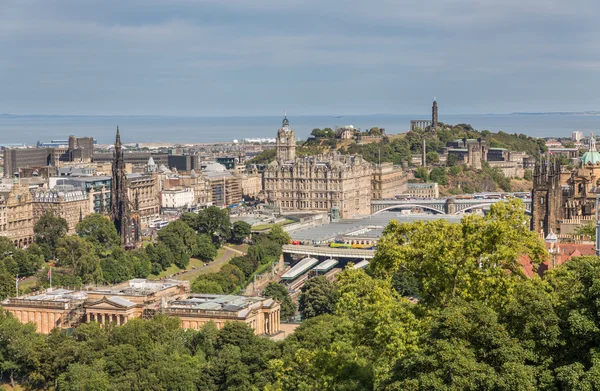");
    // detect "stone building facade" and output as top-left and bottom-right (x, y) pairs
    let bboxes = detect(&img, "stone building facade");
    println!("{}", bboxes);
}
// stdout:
(530, 134), (600, 237)
(127, 173), (160, 229)
(264, 116), (372, 219)
(2, 279), (281, 336)
(0, 185), (34, 247)
(371, 163), (407, 199)
(32, 187), (92, 233)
